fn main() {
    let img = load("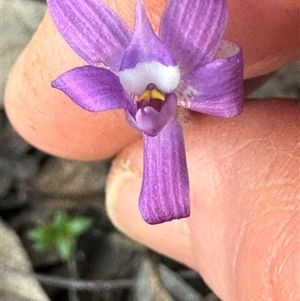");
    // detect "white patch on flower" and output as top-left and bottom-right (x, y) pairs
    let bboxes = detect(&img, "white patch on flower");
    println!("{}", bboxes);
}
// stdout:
(214, 40), (240, 59)
(176, 84), (199, 108)
(119, 61), (181, 95)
